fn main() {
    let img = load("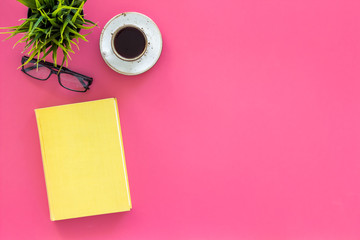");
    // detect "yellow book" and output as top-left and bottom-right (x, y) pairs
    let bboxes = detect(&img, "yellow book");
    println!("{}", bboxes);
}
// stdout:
(35, 98), (132, 221)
